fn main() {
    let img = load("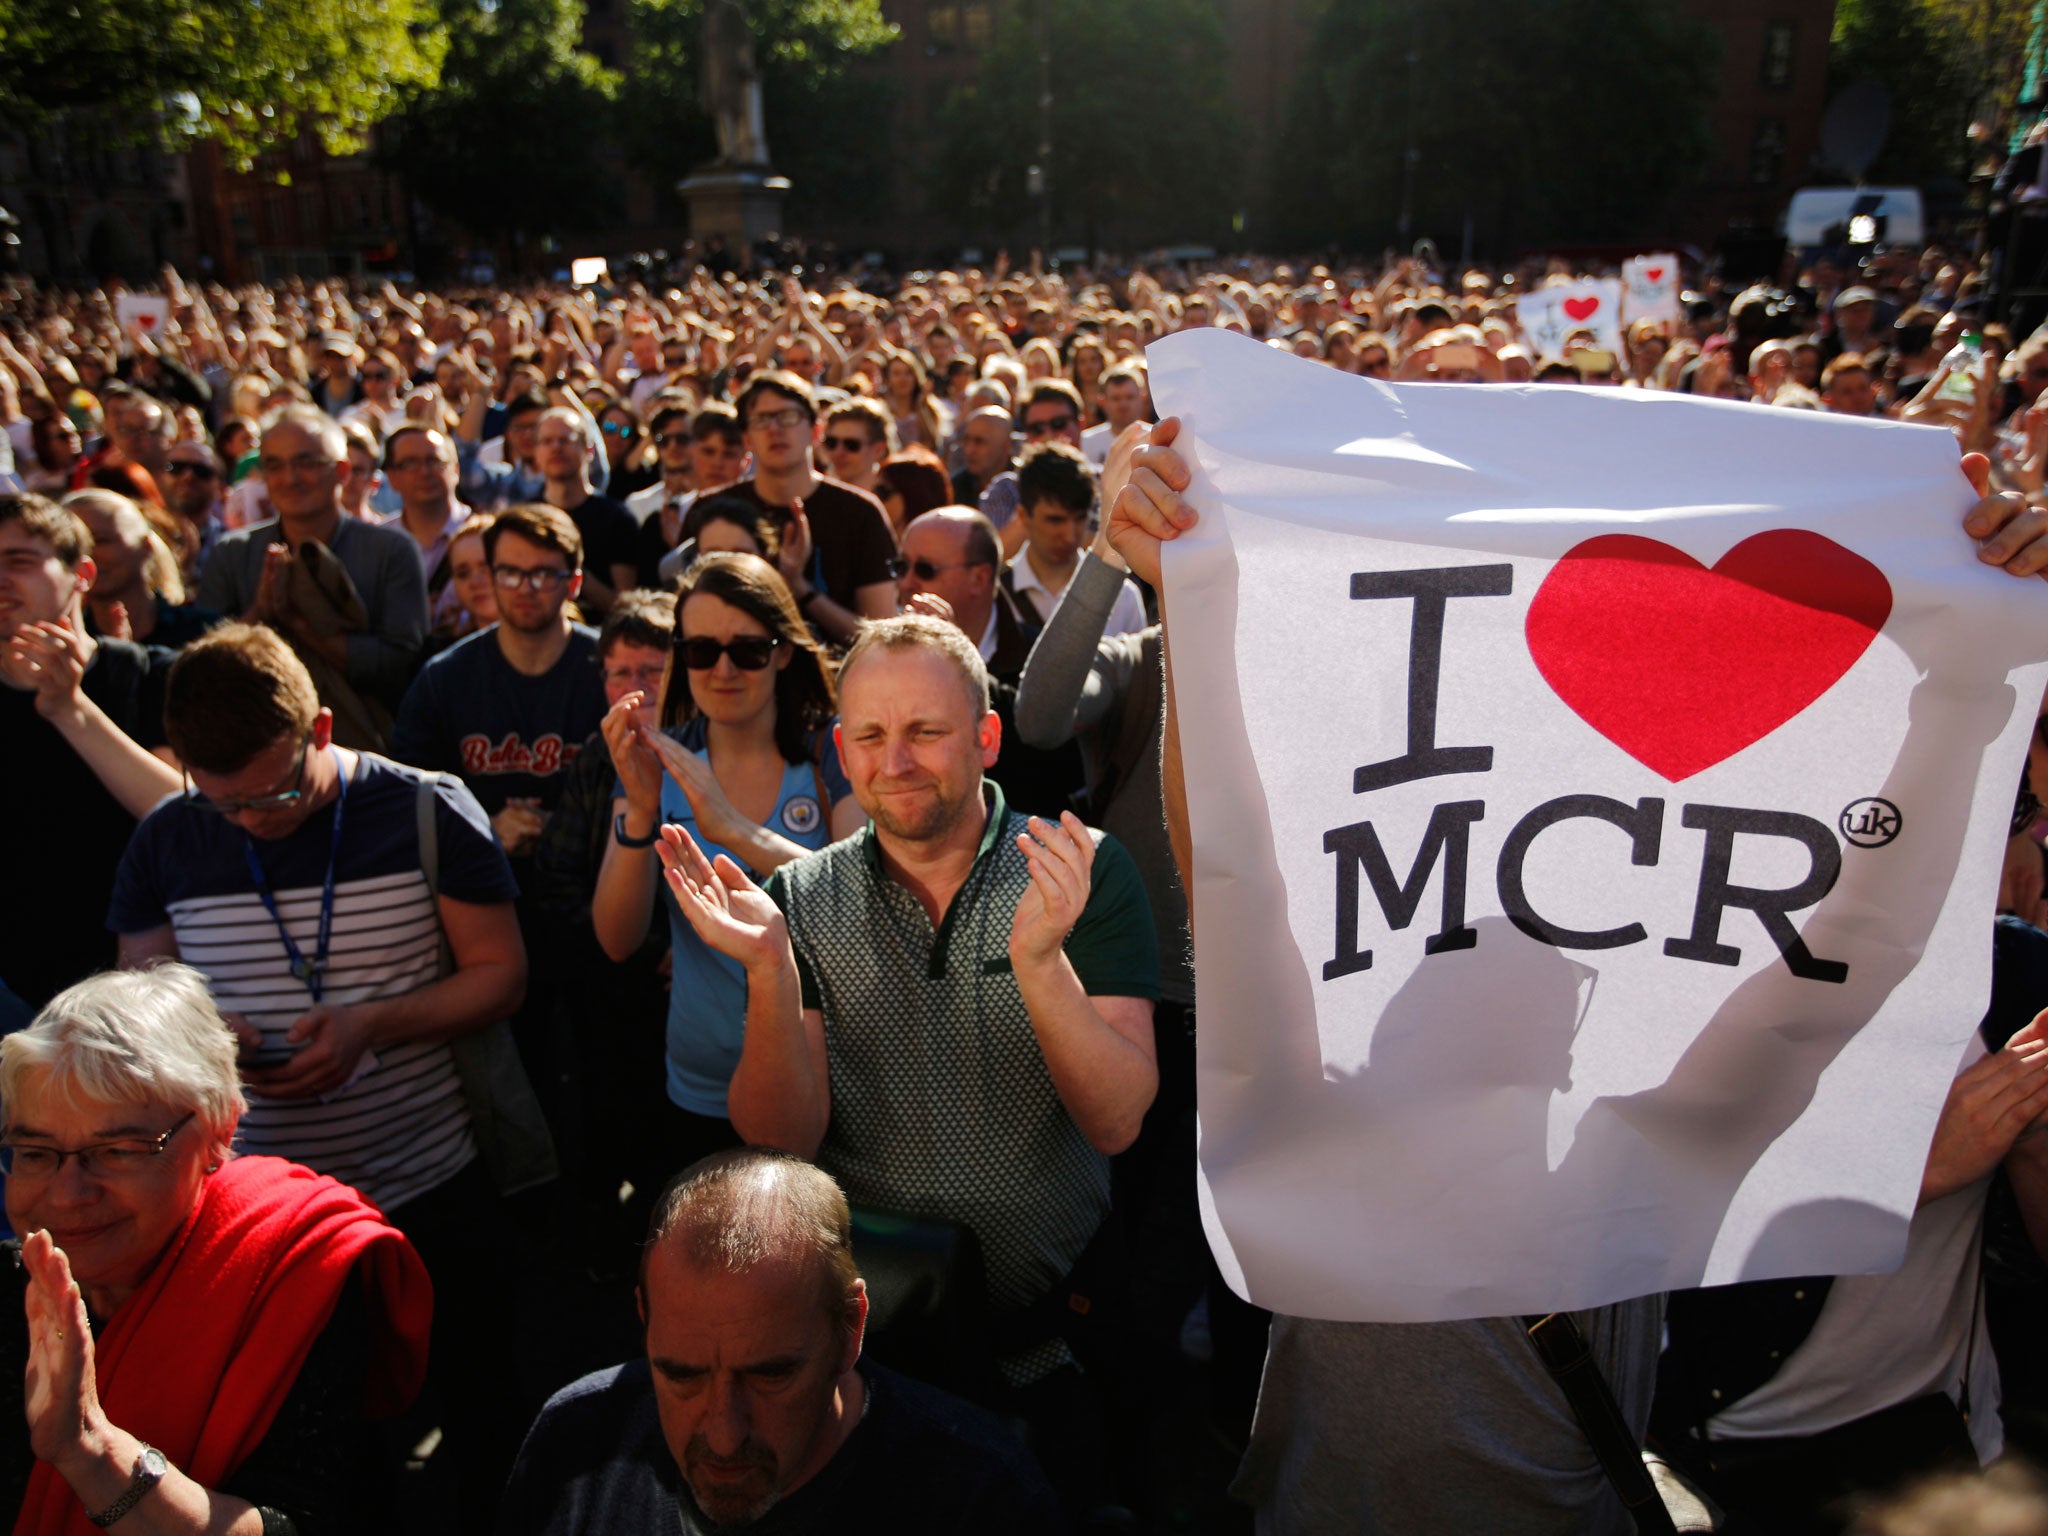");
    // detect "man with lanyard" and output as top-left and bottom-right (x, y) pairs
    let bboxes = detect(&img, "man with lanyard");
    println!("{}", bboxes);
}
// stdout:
(108, 621), (531, 1528)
